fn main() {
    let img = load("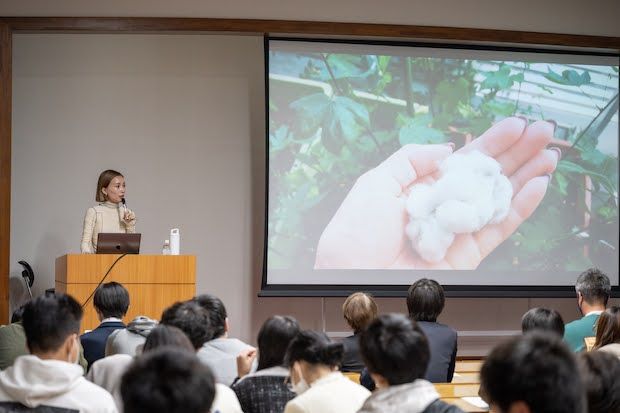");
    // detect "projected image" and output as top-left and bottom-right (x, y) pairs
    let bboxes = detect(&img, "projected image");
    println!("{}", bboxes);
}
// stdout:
(267, 41), (619, 282)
